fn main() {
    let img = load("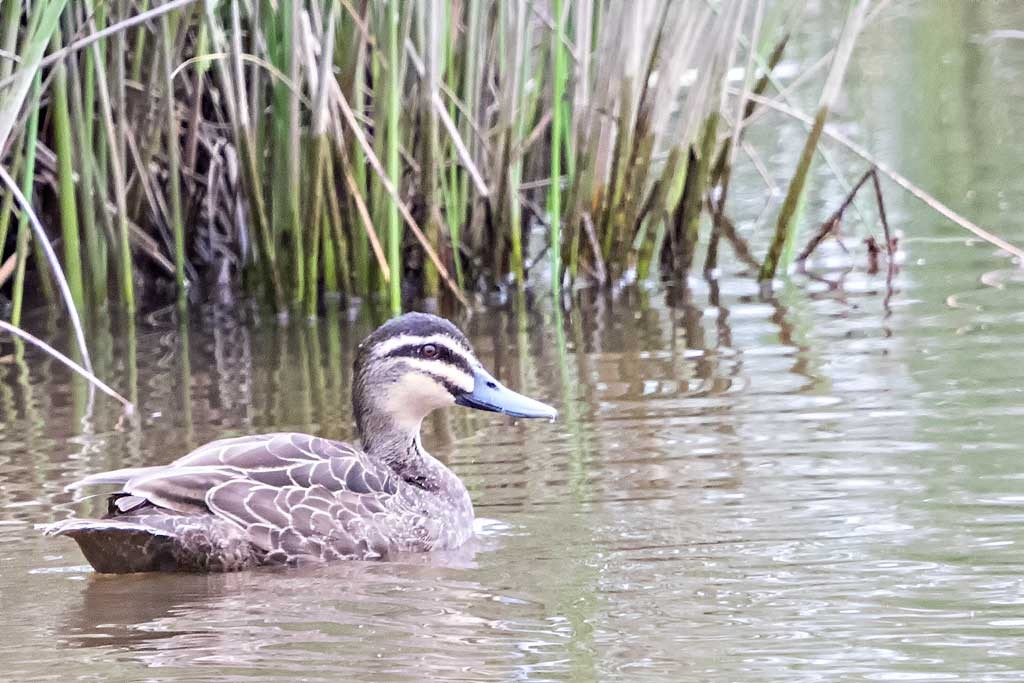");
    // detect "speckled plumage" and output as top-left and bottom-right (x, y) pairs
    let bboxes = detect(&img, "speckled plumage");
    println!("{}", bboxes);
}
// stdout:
(49, 433), (474, 571)
(46, 312), (558, 574)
